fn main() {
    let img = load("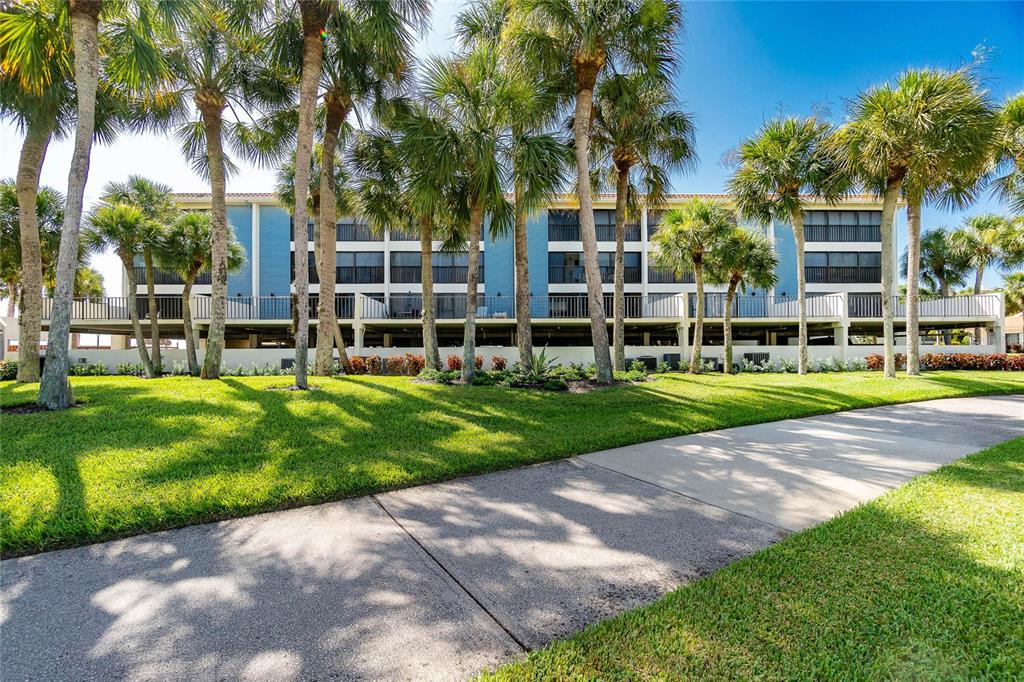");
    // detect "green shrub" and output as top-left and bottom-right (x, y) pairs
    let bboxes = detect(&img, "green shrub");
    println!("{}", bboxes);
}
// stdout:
(418, 368), (459, 384)
(470, 371), (496, 386)
(68, 362), (106, 376)
(629, 359), (648, 375)
(543, 378), (567, 391)
(0, 359), (17, 381)
(115, 362), (146, 377)
(656, 360), (670, 374)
